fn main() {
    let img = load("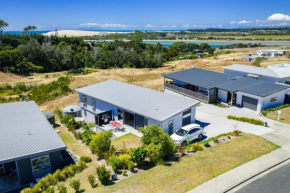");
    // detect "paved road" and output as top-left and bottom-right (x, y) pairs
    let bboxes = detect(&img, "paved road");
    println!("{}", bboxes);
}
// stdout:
(234, 161), (290, 193)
